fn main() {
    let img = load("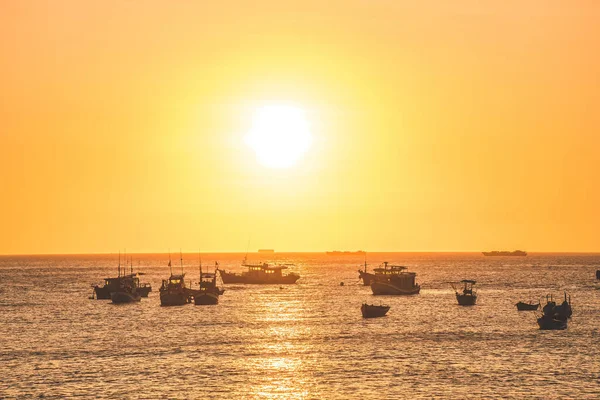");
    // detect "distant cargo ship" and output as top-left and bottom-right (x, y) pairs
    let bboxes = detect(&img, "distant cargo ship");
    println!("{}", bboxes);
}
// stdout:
(258, 249), (275, 253)
(326, 250), (366, 256)
(482, 250), (527, 257)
